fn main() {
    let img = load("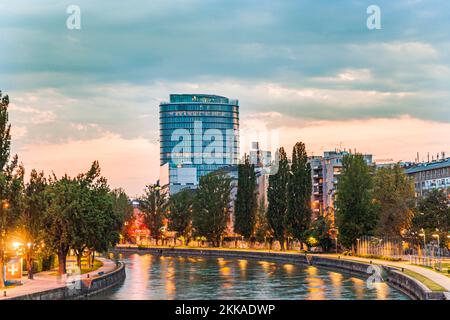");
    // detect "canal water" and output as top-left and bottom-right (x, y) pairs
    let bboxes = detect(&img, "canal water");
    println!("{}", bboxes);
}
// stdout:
(93, 252), (409, 300)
